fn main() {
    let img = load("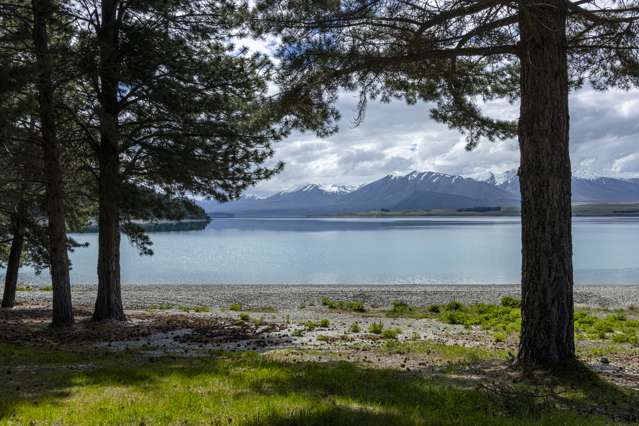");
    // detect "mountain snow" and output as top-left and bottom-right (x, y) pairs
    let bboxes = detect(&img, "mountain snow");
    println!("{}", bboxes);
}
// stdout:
(199, 169), (639, 216)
